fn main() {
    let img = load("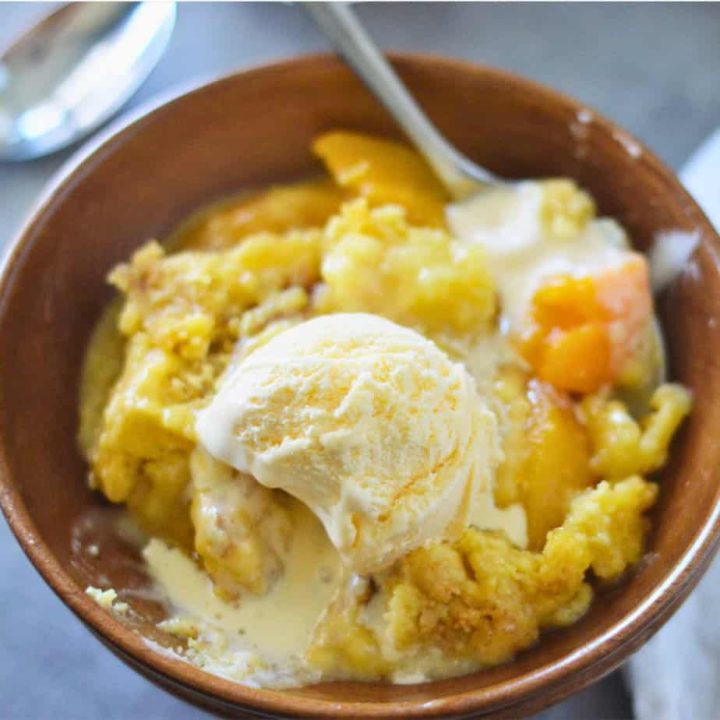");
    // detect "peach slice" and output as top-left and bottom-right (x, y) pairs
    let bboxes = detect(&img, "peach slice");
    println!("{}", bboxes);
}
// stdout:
(521, 254), (652, 394)
(313, 131), (449, 227)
